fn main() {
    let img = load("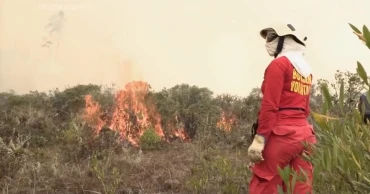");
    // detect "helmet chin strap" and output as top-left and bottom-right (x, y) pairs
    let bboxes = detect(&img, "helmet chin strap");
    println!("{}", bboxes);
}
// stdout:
(274, 36), (285, 58)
